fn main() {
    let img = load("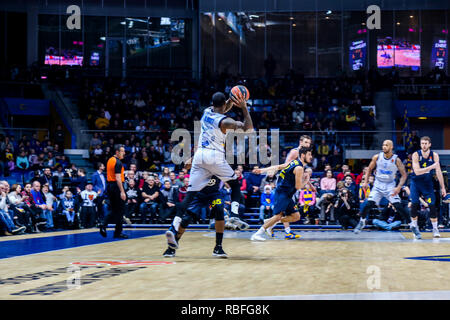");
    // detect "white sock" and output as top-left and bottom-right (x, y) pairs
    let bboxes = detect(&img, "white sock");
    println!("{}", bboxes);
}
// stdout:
(256, 226), (265, 235)
(432, 221), (438, 230)
(231, 201), (239, 215)
(360, 218), (366, 224)
(285, 226), (291, 233)
(172, 216), (182, 232)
